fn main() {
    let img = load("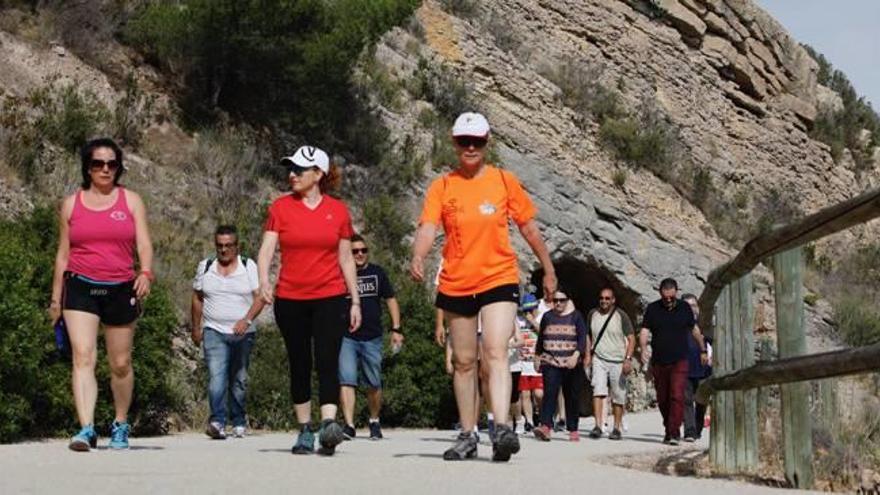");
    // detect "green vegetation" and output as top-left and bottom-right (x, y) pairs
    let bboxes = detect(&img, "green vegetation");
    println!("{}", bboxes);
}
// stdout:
(439, 0), (479, 19)
(803, 44), (880, 172)
(0, 207), (182, 442)
(542, 58), (677, 177)
(124, 0), (420, 147)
